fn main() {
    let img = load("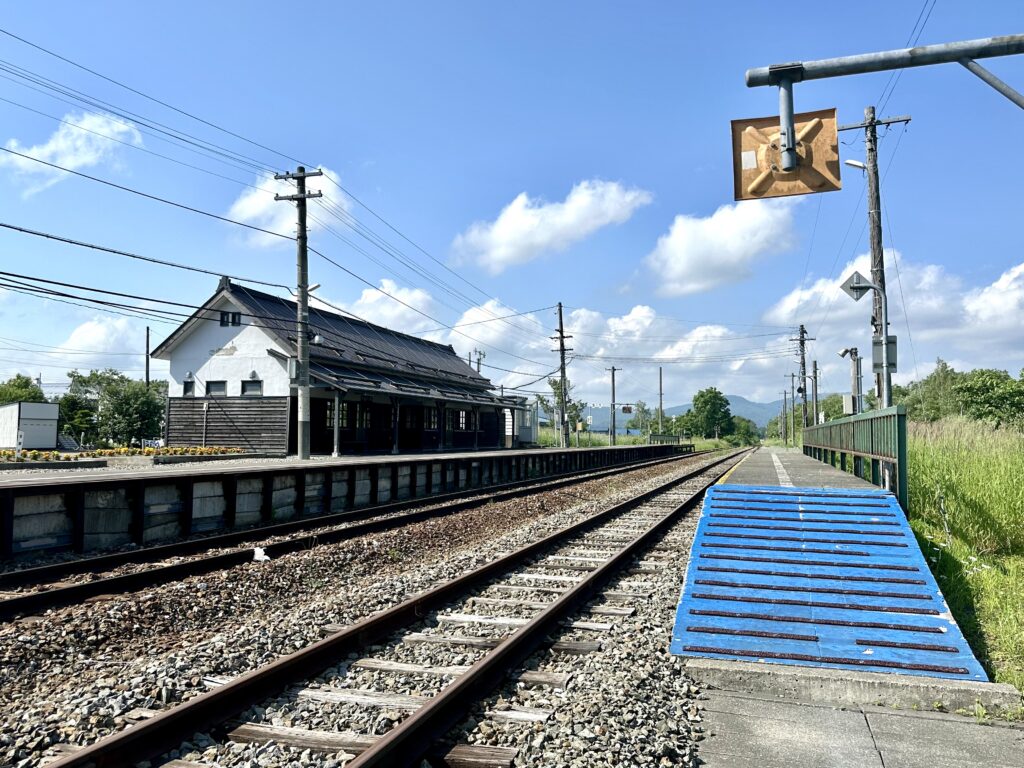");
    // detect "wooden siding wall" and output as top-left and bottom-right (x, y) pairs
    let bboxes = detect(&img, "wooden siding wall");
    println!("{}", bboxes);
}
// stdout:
(166, 397), (289, 454)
